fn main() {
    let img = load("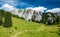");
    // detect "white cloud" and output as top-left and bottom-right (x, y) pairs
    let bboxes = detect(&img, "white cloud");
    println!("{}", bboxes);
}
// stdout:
(1, 4), (15, 11)
(17, 2), (34, 7)
(0, 0), (34, 7)
(46, 8), (60, 13)
(0, 0), (18, 6)
(26, 6), (47, 12)
(0, 4), (19, 15)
